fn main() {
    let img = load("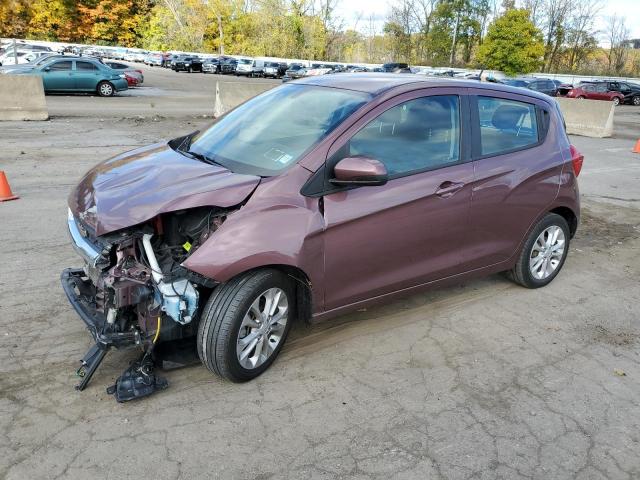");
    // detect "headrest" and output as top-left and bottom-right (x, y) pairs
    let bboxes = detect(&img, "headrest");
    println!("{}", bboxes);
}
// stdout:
(491, 105), (529, 130)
